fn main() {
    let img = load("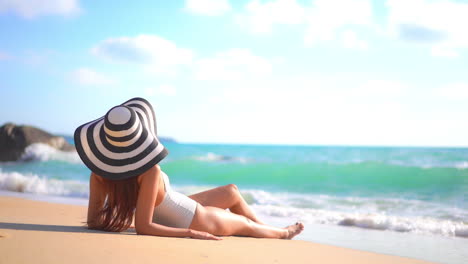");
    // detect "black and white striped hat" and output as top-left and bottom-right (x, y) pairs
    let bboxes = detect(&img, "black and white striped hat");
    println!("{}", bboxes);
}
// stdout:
(74, 97), (168, 180)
